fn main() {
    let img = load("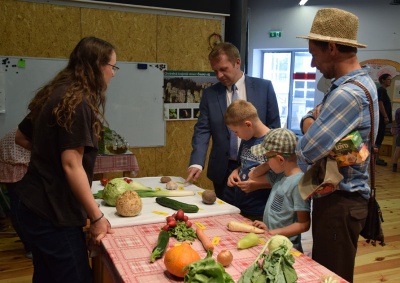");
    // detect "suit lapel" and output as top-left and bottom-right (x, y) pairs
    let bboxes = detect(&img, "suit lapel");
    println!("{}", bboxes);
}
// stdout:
(216, 83), (228, 114)
(245, 76), (256, 104)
